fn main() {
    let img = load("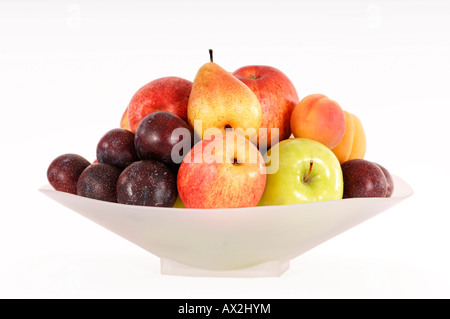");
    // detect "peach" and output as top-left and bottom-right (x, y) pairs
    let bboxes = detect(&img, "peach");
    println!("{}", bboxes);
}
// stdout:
(331, 111), (366, 164)
(290, 94), (346, 149)
(120, 107), (131, 131)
